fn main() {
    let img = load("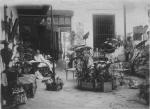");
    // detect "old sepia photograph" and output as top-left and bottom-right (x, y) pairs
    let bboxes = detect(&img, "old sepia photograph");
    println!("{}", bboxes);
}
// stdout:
(0, 0), (149, 109)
